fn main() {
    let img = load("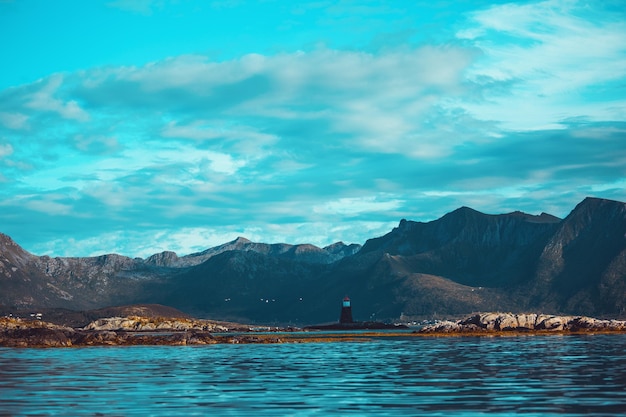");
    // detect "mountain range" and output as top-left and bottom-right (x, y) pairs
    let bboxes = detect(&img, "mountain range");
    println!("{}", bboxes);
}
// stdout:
(1, 197), (625, 324)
